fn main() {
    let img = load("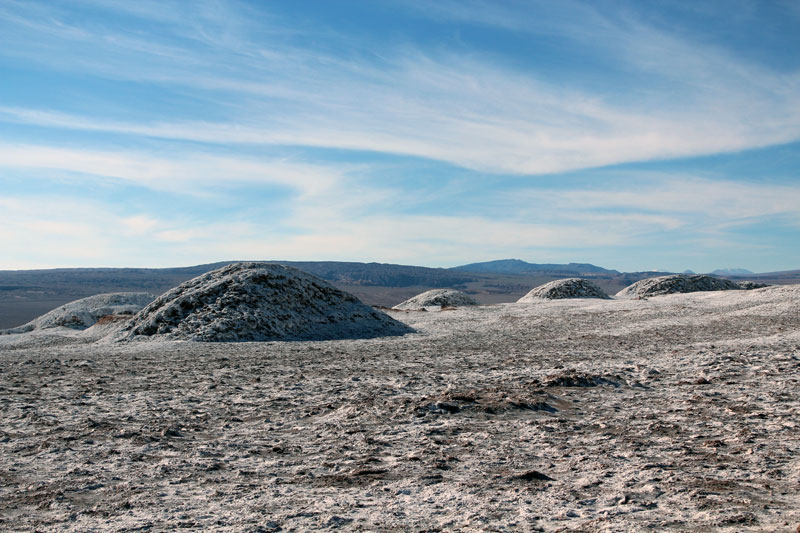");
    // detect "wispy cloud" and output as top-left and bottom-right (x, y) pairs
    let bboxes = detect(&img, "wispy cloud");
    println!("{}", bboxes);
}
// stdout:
(1, 2), (798, 174)
(548, 177), (800, 222)
(1, 1), (798, 271)
(0, 143), (347, 198)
